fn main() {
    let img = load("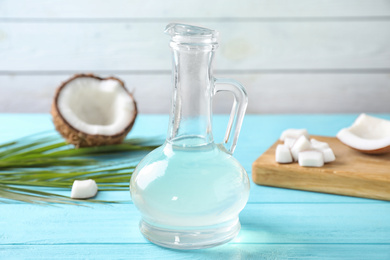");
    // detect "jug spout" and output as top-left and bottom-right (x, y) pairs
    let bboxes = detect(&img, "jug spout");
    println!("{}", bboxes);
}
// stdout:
(164, 23), (218, 45)
(165, 23), (217, 146)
